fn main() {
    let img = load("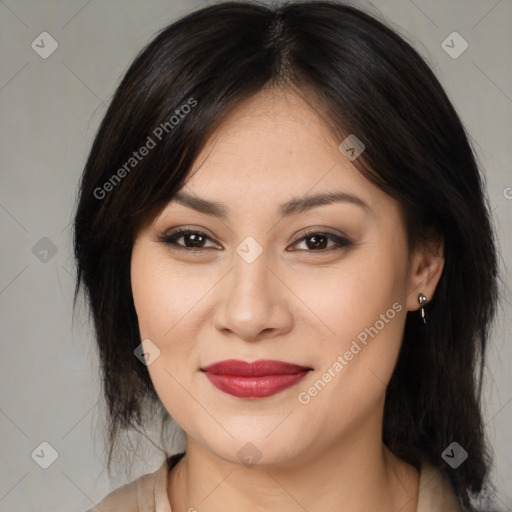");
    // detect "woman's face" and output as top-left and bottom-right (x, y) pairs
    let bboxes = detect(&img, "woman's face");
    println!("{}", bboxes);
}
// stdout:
(131, 87), (441, 466)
